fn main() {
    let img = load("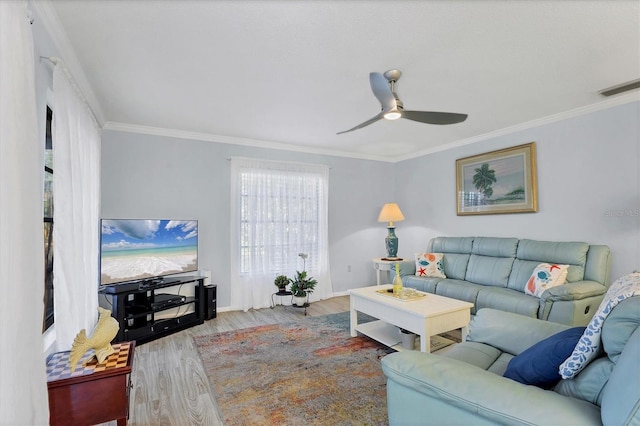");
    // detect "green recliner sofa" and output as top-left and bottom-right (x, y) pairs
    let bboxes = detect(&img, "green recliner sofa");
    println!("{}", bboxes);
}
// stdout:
(381, 294), (640, 425)
(396, 236), (612, 326)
